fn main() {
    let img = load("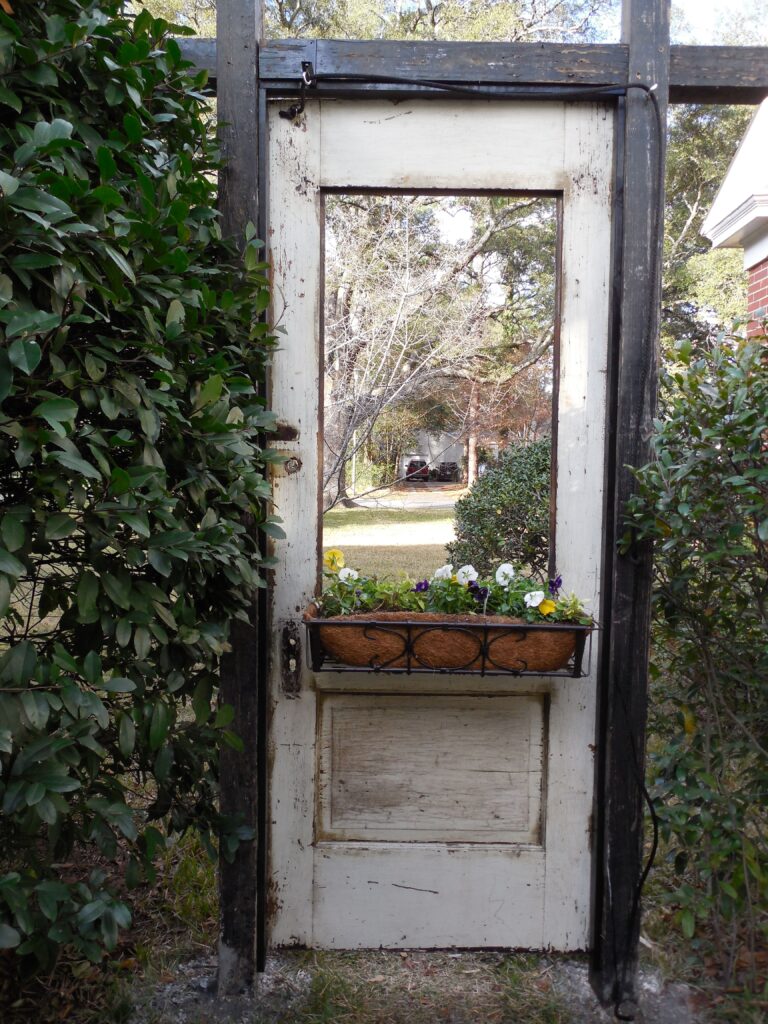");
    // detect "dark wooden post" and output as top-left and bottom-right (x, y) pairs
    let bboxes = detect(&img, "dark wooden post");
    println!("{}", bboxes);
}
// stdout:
(216, 0), (263, 997)
(592, 0), (670, 1017)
